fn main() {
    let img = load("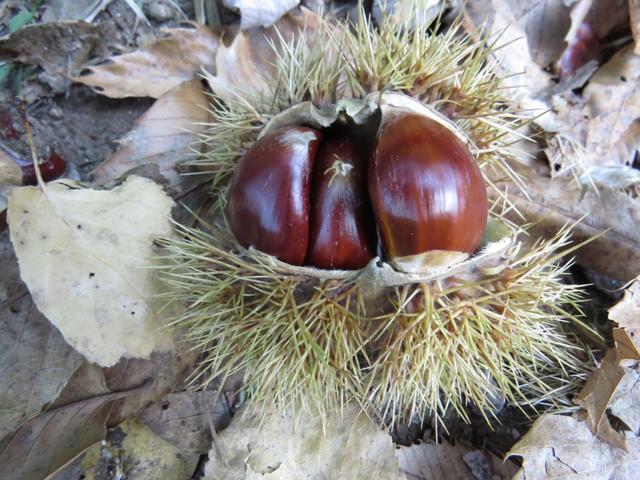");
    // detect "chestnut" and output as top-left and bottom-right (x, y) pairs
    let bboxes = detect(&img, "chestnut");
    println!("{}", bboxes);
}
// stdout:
(306, 132), (376, 269)
(557, 22), (602, 79)
(227, 126), (323, 265)
(20, 150), (67, 185)
(227, 109), (488, 272)
(368, 112), (487, 258)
